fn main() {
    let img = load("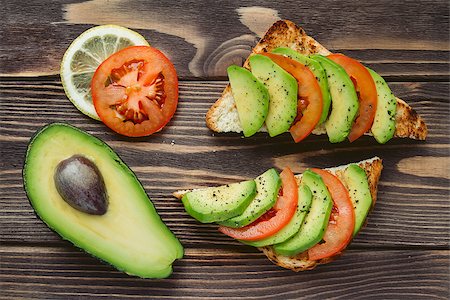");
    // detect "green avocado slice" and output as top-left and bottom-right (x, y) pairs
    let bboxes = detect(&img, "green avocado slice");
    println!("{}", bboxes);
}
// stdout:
(273, 170), (333, 256)
(182, 180), (256, 223)
(218, 168), (281, 228)
(227, 65), (269, 137)
(341, 164), (373, 236)
(242, 183), (313, 247)
(271, 47), (331, 124)
(249, 54), (298, 137)
(367, 68), (397, 144)
(23, 123), (183, 279)
(310, 55), (359, 143)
